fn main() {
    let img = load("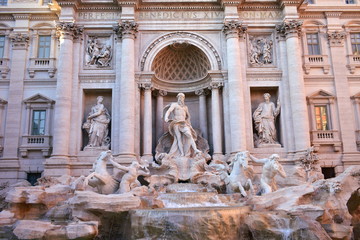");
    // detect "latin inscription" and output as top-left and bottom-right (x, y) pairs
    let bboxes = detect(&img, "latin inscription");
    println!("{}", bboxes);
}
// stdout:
(240, 11), (282, 20)
(138, 11), (224, 20)
(78, 12), (121, 20)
